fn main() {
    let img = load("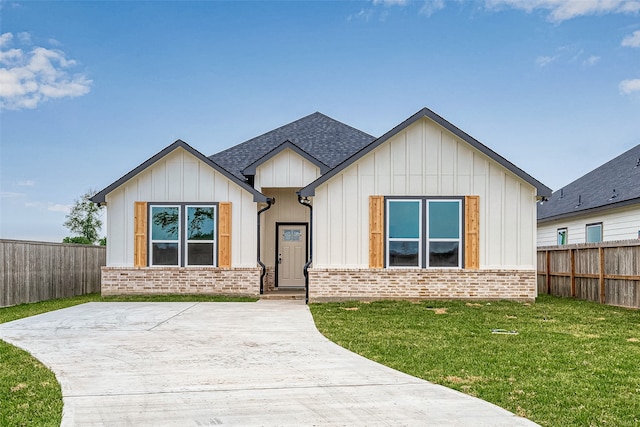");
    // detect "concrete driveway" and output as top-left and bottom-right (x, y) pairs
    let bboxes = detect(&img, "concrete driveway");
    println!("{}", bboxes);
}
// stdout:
(0, 300), (539, 426)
